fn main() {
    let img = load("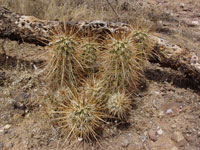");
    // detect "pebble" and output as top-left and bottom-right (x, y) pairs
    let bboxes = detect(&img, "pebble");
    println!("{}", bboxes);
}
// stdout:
(0, 129), (3, 133)
(192, 21), (199, 25)
(171, 124), (176, 129)
(166, 109), (173, 114)
(180, 3), (185, 8)
(4, 124), (11, 130)
(157, 21), (163, 26)
(159, 111), (164, 117)
(184, 134), (195, 143)
(171, 147), (179, 150)
(121, 138), (129, 147)
(197, 131), (200, 137)
(157, 128), (164, 135)
(189, 21), (200, 27)
(77, 137), (83, 142)
(149, 130), (157, 142)
(171, 132), (184, 142)
(171, 131), (186, 147)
